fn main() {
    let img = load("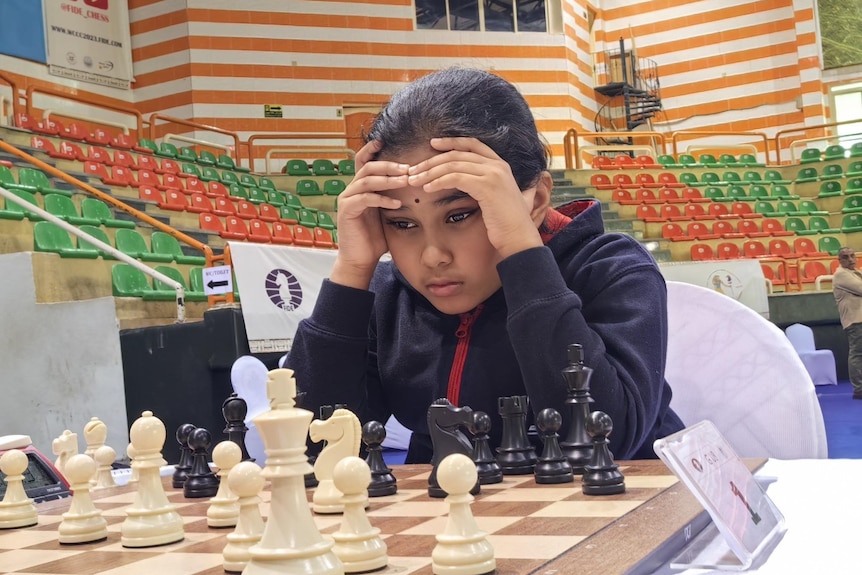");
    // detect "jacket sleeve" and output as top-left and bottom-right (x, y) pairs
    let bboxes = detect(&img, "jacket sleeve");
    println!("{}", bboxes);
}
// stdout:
(833, 270), (862, 297)
(284, 279), (389, 424)
(497, 241), (669, 459)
